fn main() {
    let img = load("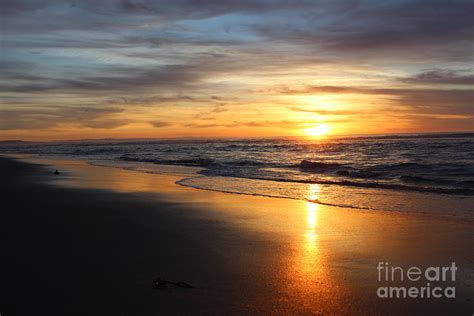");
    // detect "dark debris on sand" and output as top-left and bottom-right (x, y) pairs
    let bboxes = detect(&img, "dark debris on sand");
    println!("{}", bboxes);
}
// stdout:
(152, 277), (195, 291)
